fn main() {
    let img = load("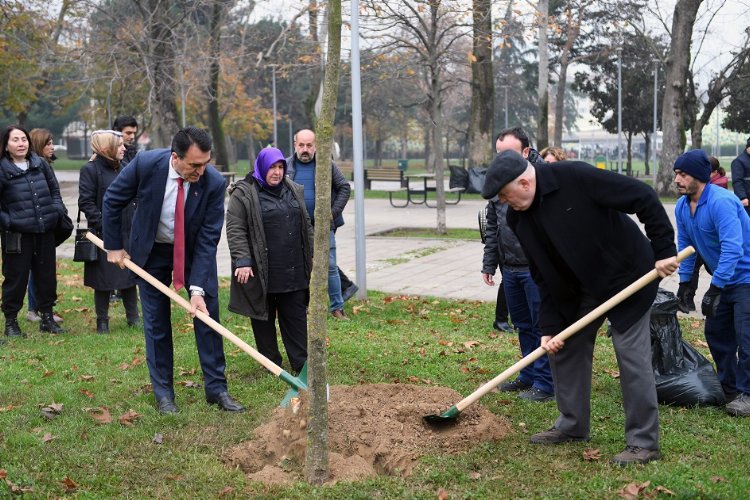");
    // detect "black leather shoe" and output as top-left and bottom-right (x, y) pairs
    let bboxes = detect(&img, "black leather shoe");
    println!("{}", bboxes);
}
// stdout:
(156, 397), (178, 414)
(206, 392), (245, 412)
(493, 320), (513, 333)
(39, 312), (65, 334)
(96, 318), (109, 334)
(4, 319), (26, 338)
